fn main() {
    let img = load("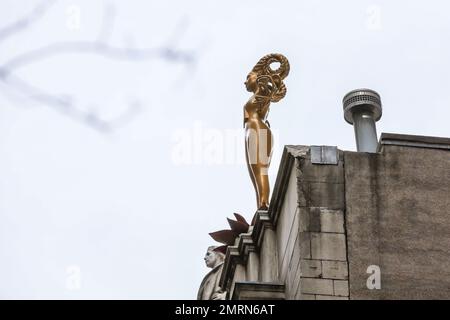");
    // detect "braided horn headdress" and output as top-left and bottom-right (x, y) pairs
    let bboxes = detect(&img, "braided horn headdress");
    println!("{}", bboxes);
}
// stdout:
(250, 53), (290, 102)
(251, 53), (290, 80)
